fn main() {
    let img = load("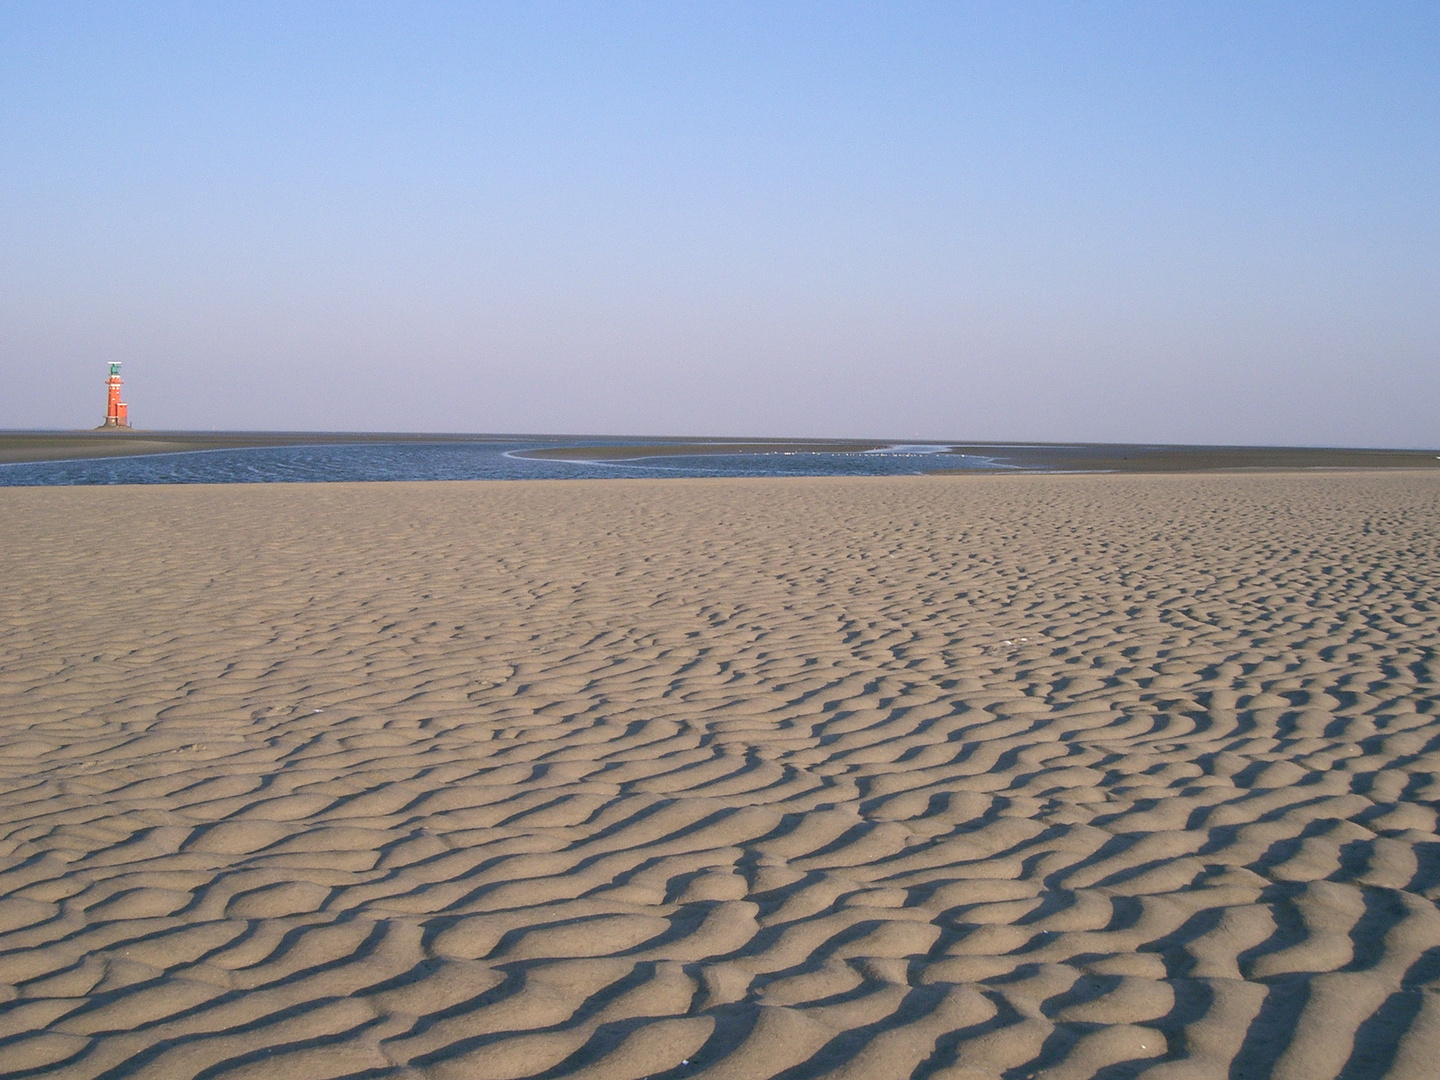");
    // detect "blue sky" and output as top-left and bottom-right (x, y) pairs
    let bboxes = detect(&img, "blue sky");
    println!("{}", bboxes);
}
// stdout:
(1, 2), (1436, 444)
